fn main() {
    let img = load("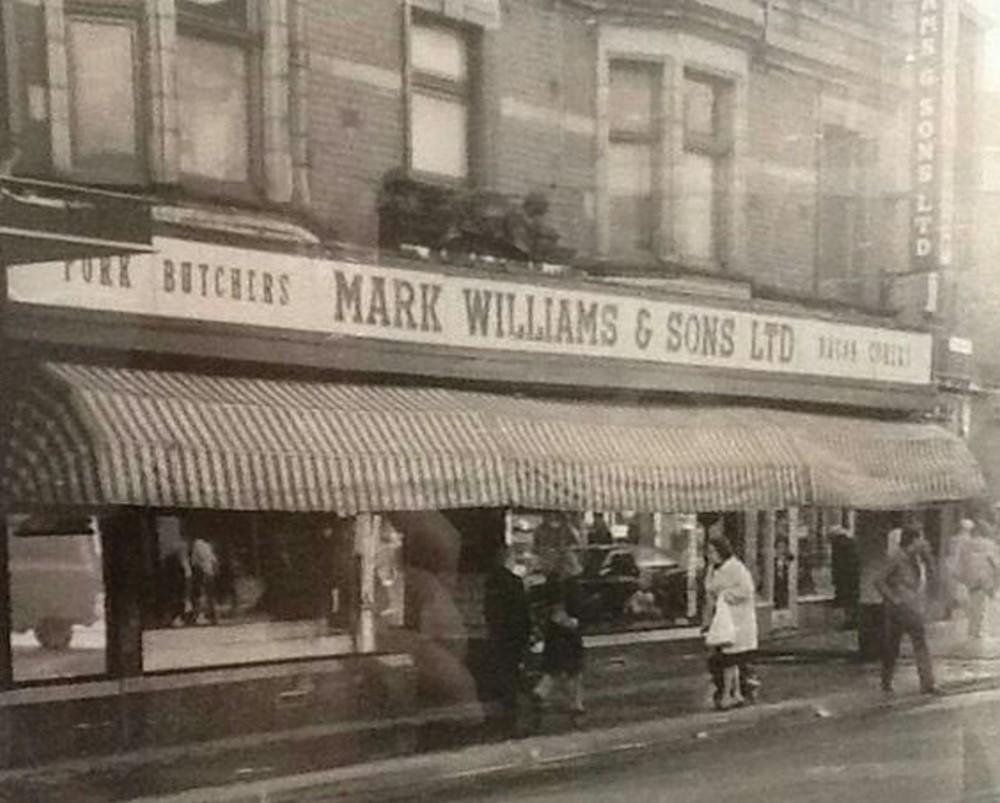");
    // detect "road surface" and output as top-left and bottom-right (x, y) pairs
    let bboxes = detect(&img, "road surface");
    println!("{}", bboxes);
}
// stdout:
(431, 689), (1000, 803)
